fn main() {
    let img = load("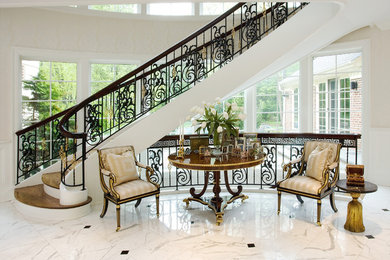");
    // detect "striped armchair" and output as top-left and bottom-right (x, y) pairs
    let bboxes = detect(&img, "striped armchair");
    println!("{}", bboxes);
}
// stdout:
(98, 145), (160, 231)
(277, 141), (341, 226)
